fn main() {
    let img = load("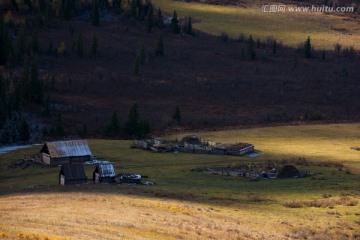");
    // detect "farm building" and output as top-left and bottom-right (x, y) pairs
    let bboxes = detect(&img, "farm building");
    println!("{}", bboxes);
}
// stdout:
(93, 163), (116, 183)
(59, 164), (87, 185)
(40, 140), (92, 166)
